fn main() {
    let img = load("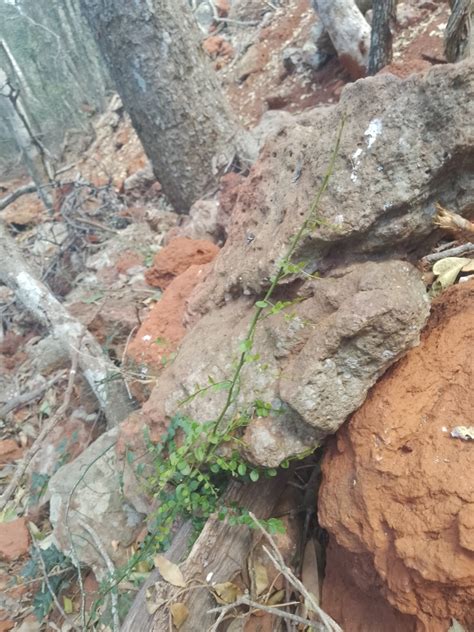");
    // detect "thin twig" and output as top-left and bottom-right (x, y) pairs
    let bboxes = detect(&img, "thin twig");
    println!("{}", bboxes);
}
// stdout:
(213, 16), (260, 26)
(0, 354), (77, 512)
(0, 372), (63, 418)
(77, 518), (120, 632)
(121, 325), (138, 399)
(423, 242), (474, 264)
(208, 596), (318, 631)
(249, 512), (342, 632)
(29, 525), (71, 624)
